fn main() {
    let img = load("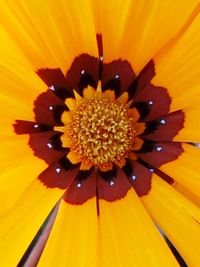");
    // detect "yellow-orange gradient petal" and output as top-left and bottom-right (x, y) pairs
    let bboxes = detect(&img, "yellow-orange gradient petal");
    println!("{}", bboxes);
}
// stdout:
(173, 182), (200, 207)
(65, 98), (77, 110)
(60, 133), (71, 148)
(160, 143), (200, 201)
(80, 159), (93, 171)
(67, 151), (81, 164)
(135, 122), (145, 136)
(0, 179), (64, 266)
(92, 0), (200, 74)
(83, 86), (96, 99)
(133, 137), (144, 151)
(73, 90), (84, 103)
(142, 175), (200, 267)
(116, 92), (129, 104)
(61, 111), (72, 125)
(103, 90), (115, 101)
(174, 107), (200, 142)
(98, 189), (178, 267)
(38, 198), (98, 267)
(128, 108), (140, 122)
(153, 7), (200, 111)
(0, 0), (98, 72)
